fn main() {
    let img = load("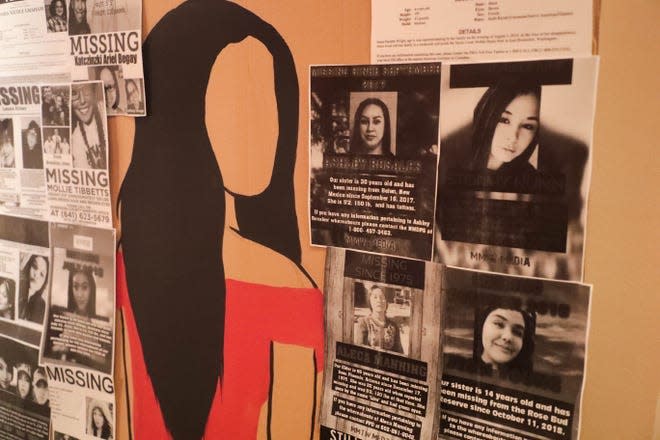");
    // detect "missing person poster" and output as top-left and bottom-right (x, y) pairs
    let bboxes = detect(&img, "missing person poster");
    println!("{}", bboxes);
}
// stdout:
(41, 222), (115, 375)
(0, 215), (52, 438)
(44, 81), (112, 227)
(68, 0), (146, 116)
(40, 222), (116, 439)
(371, 0), (593, 64)
(0, 334), (51, 439)
(0, 84), (50, 219)
(320, 248), (442, 440)
(0, 0), (69, 80)
(435, 57), (598, 281)
(438, 267), (591, 440)
(0, 214), (51, 343)
(310, 63), (441, 260)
